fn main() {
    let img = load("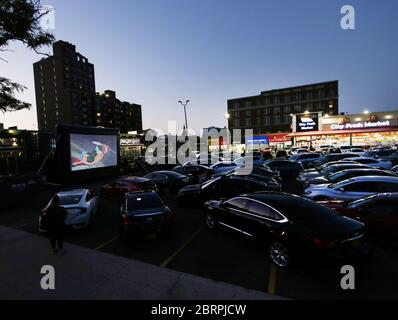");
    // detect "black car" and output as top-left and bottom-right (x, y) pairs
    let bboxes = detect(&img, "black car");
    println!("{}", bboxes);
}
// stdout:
(363, 149), (394, 159)
(143, 170), (190, 193)
(203, 192), (368, 267)
(382, 151), (398, 166)
(289, 153), (323, 169)
(304, 168), (398, 187)
(319, 153), (360, 164)
(173, 163), (211, 183)
(263, 160), (304, 177)
(119, 191), (173, 240)
(177, 175), (275, 205)
(212, 165), (282, 183)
